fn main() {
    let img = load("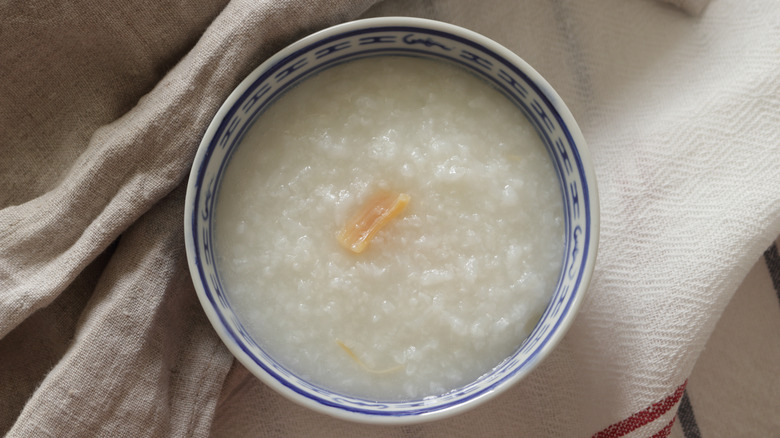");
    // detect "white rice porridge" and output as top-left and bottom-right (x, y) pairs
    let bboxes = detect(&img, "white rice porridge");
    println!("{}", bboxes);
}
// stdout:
(215, 56), (564, 401)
